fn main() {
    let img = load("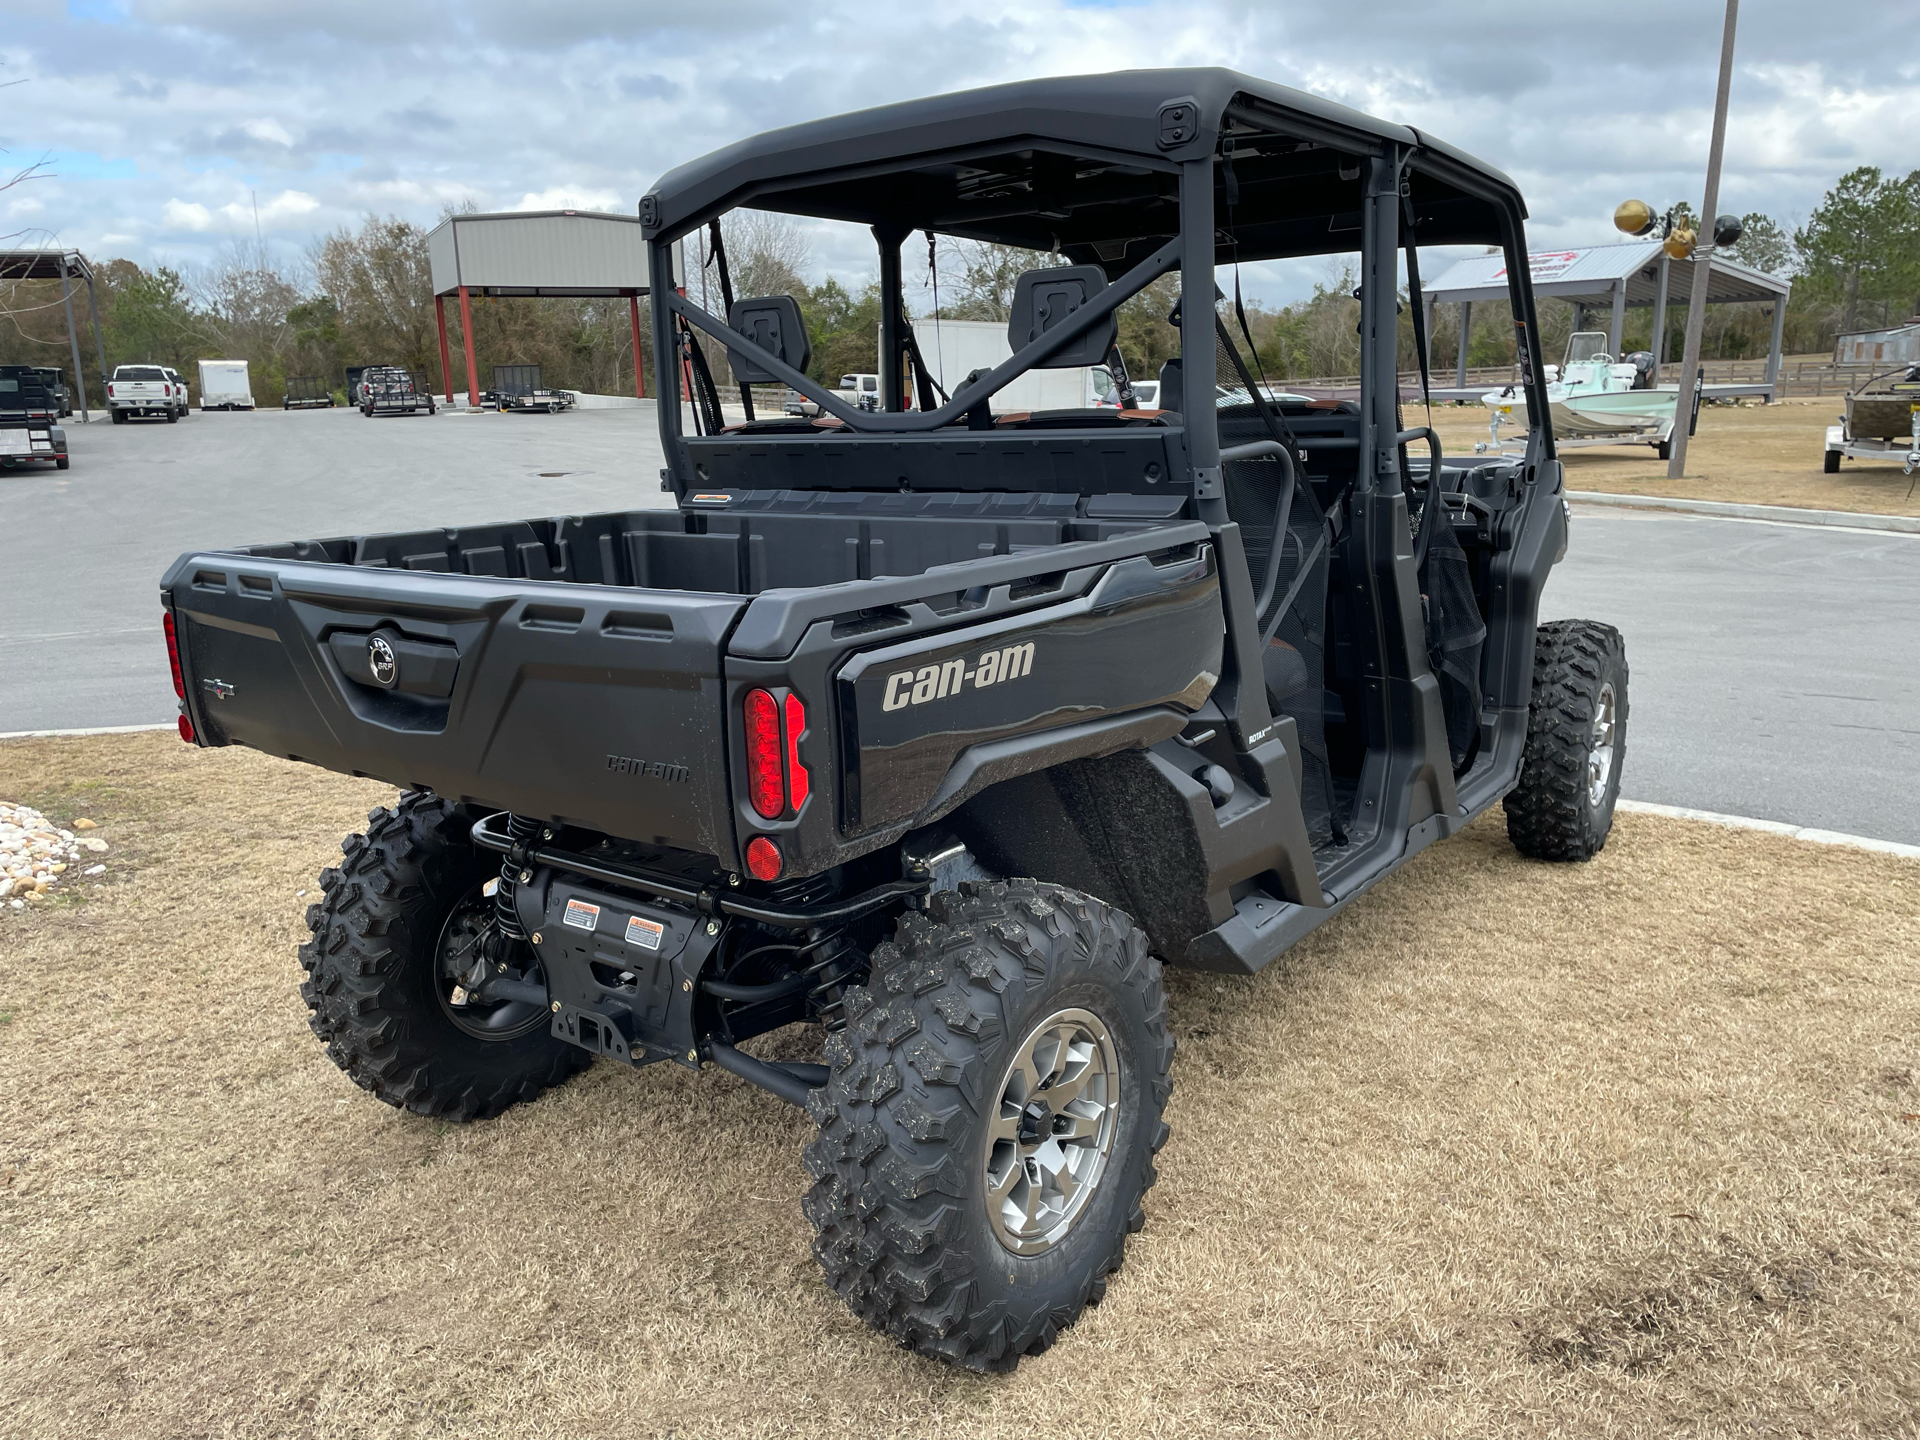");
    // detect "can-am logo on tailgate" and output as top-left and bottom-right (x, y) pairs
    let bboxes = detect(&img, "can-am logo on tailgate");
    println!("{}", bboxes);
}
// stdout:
(883, 642), (1034, 712)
